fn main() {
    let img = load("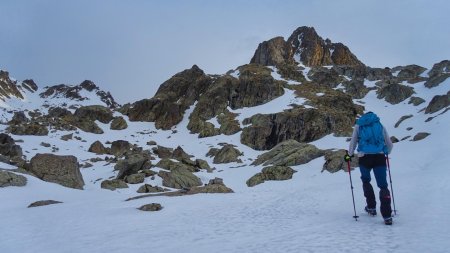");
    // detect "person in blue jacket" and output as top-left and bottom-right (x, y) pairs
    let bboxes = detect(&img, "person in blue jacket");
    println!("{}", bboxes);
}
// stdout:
(345, 111), (394, 225)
